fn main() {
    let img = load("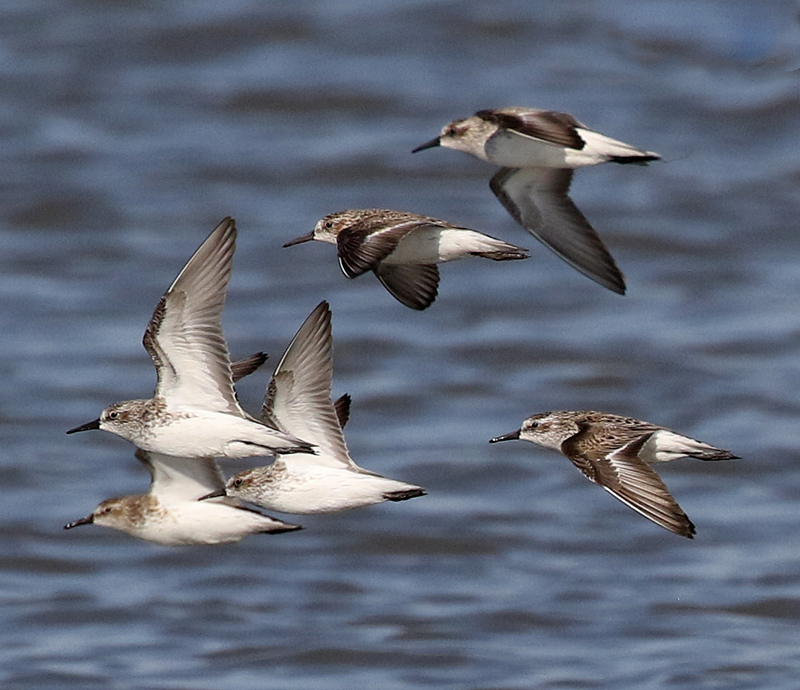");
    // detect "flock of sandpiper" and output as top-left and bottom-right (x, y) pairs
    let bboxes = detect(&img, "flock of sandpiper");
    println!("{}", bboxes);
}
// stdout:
(64, 107), (737, 543)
